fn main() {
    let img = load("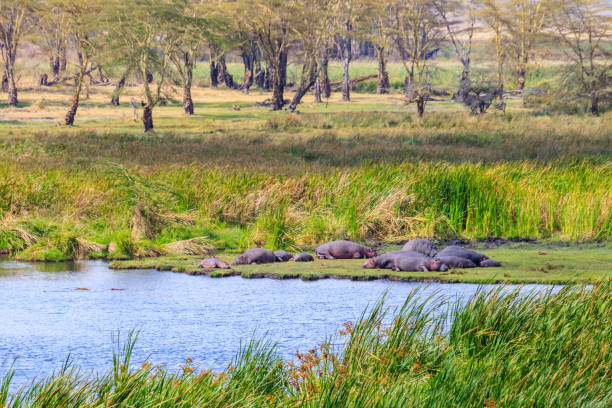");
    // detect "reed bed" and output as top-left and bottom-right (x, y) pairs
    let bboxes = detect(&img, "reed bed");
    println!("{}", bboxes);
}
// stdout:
(1, 284), (609, 407)
(1, 159), (610, 259)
